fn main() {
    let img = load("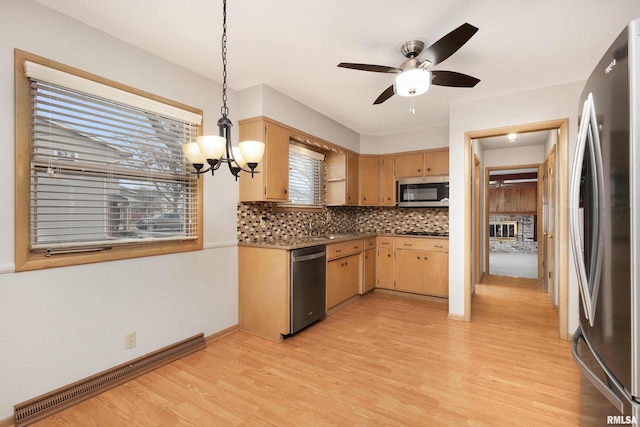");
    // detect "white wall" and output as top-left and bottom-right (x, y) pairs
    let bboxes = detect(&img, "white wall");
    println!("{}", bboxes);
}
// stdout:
(360, 124), (449, 154)
(448, 81), (584, 335)
(0, 0), (240, 419)
(483, 145), (545, 168)
(237, 84), (361, 152)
